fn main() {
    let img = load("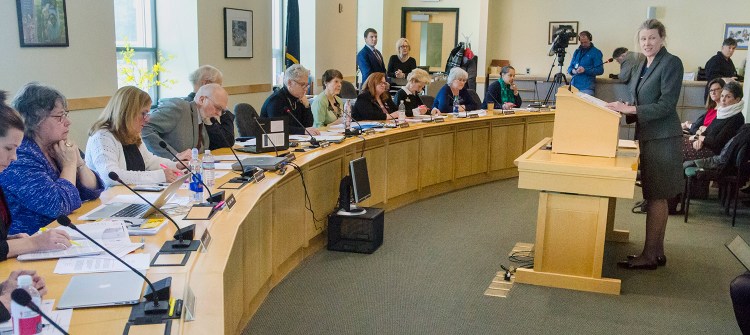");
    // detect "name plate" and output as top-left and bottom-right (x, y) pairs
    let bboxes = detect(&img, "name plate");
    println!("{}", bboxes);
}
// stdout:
(503, 110), (515, 115)
(184, 286), (196, 321)
(252, 169), (265, 183)
(225, 194), (236, 211)
(433, 117), (445, 123)
(284, 152), (297, 162)
(200, 229), (212, 253)
(468, 113), (480, 118)
(398, 122), (410, 128)
(319, 141), (331, 148)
